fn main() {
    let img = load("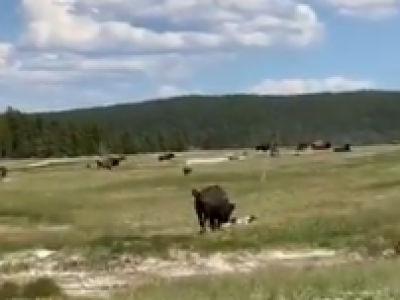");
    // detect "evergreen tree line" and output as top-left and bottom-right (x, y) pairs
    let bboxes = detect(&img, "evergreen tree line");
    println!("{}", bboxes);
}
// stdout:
(1, 91), (400, 158)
